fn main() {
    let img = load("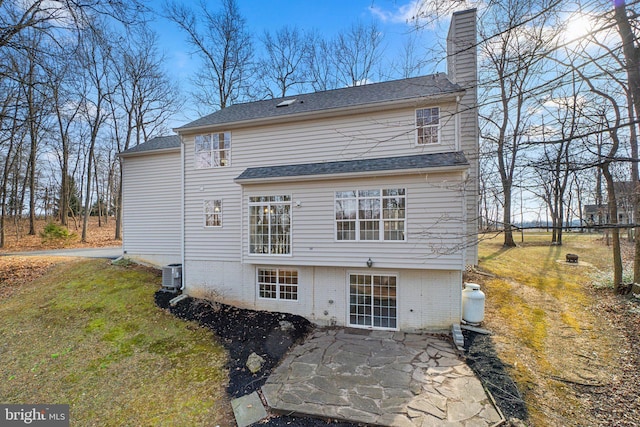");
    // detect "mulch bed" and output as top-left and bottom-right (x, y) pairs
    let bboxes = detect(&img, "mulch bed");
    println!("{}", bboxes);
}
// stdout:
(463, 330), (528, 423)
(155, 291), (361, 426)
(156, 291), (523, 426)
